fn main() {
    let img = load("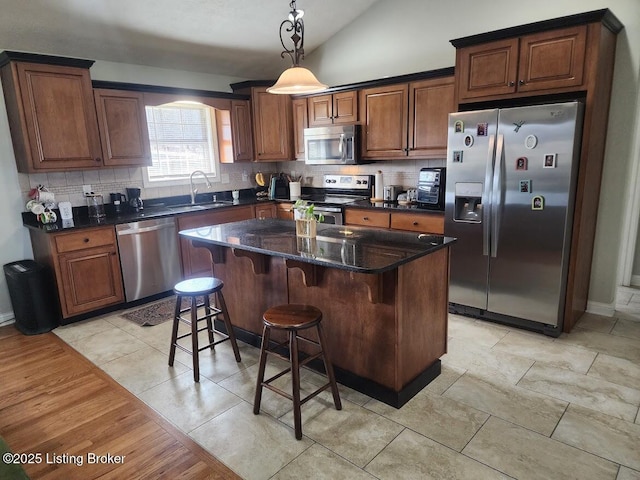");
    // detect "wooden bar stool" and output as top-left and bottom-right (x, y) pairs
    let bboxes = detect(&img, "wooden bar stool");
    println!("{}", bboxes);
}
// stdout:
(168, 277), (241, 382)
(253, 304), (342, 440)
